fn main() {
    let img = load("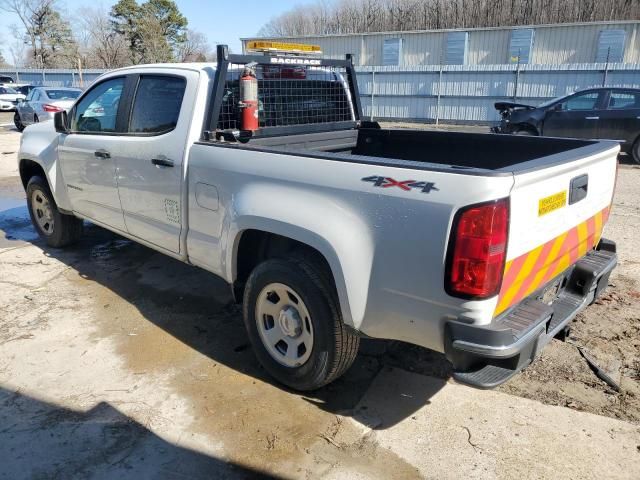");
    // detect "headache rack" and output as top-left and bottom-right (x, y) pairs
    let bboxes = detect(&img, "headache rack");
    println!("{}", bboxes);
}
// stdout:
(203, 44), (363, 142)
